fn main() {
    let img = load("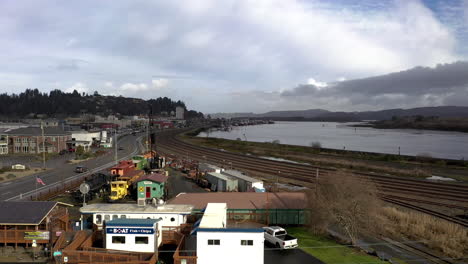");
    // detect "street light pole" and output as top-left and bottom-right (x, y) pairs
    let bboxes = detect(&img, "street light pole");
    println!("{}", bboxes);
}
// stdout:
(114, 127), (118, 164)
(41, 122), (46, 170)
